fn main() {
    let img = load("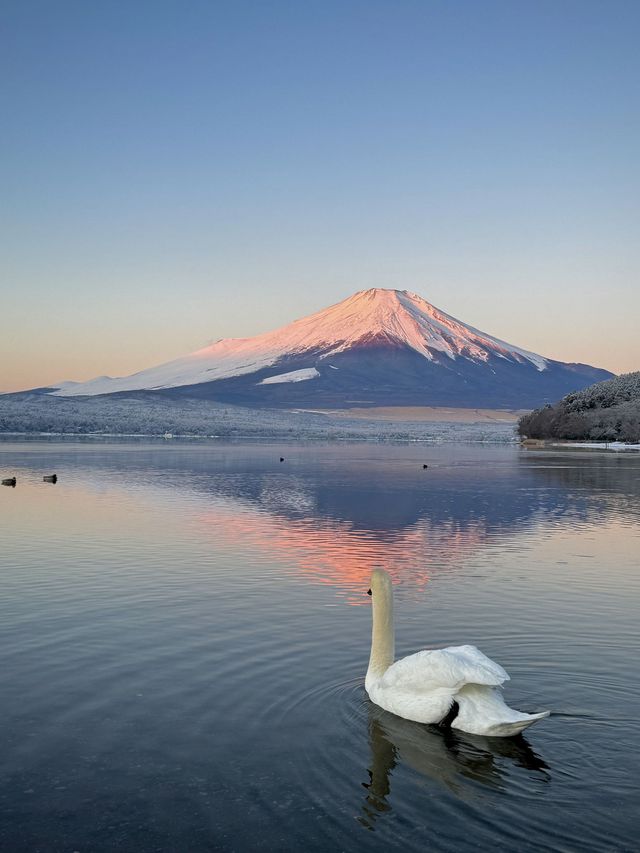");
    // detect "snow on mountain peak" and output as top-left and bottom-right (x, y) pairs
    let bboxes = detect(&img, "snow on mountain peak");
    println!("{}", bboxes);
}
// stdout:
(53, 288), (548, 397)
(233, 287), (546, 369)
